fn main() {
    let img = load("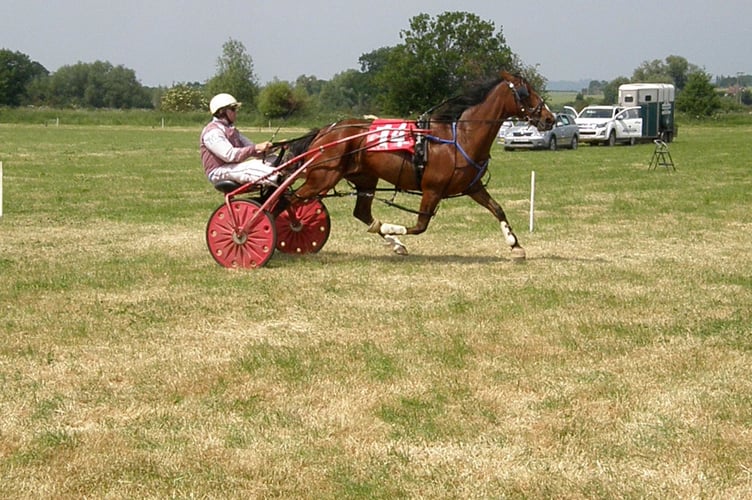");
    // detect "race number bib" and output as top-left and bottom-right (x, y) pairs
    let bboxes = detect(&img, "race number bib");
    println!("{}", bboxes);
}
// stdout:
(366, 120), (418, 153)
